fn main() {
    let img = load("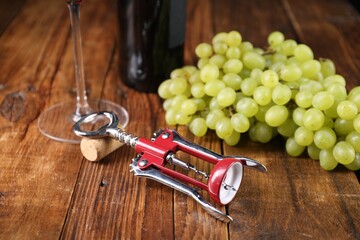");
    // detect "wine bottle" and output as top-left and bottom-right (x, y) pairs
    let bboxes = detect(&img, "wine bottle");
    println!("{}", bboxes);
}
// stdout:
(117, 0), (186, 92)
